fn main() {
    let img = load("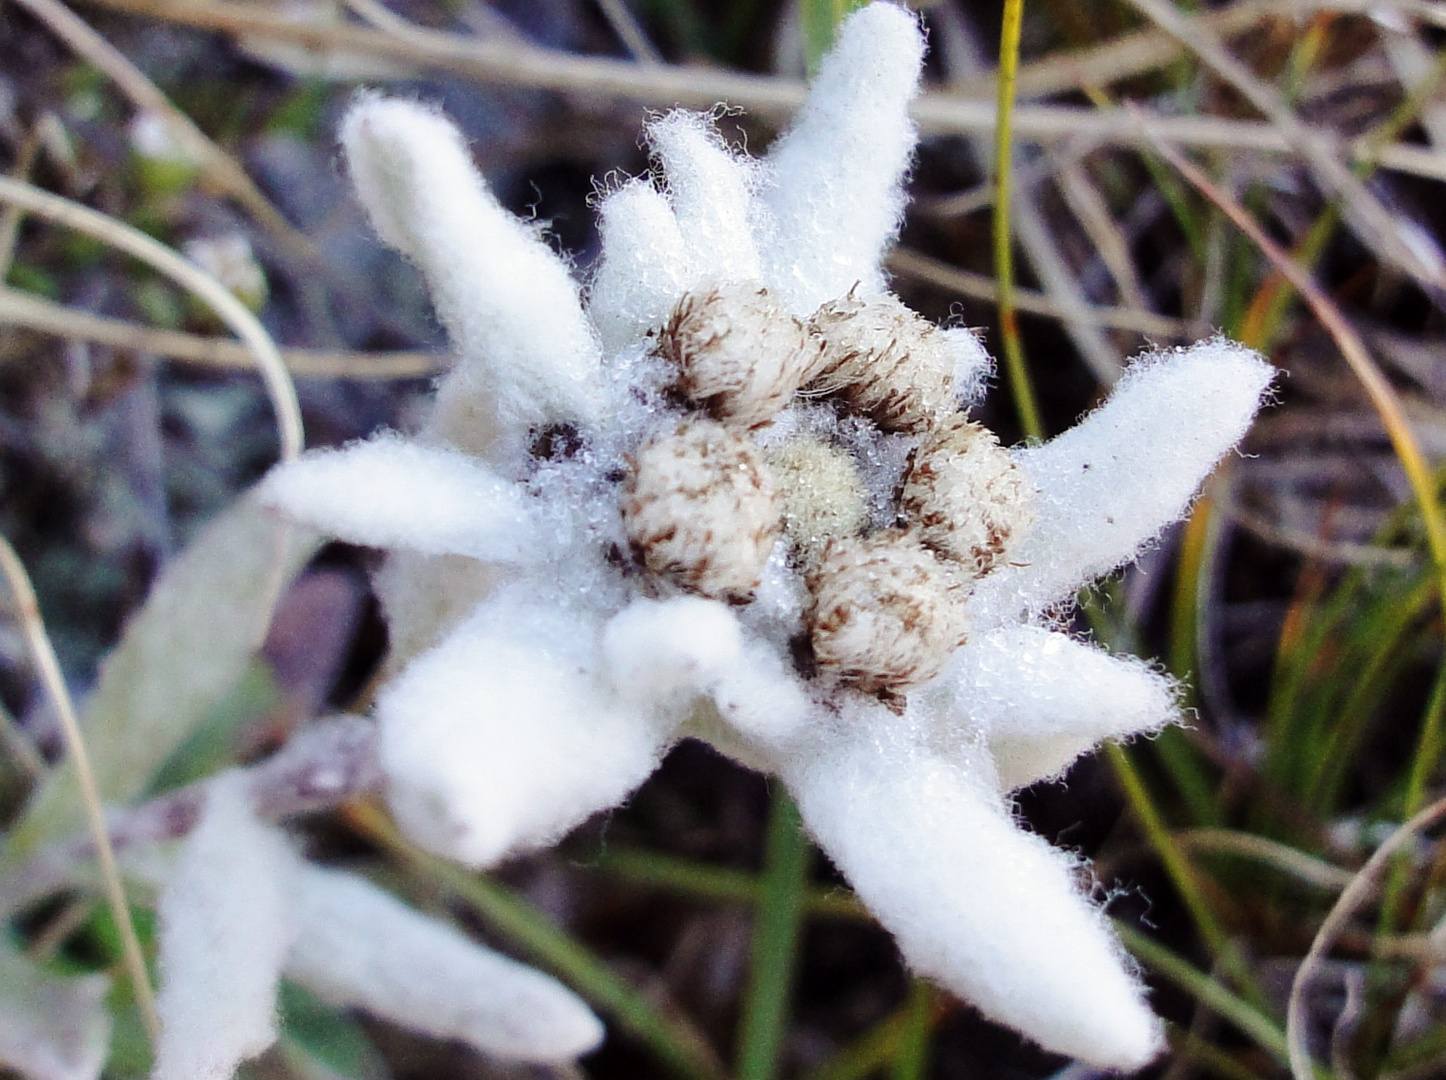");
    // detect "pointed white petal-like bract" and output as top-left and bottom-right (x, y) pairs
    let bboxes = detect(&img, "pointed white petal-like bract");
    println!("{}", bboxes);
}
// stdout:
(287, 864), (603, 1062)
(924, 626), (1177, 791)
(760, 4), (924, 313)
(589, 180), (692, 353)
(970, 339), (1274, 625)
(152, 774), (296, 1080)
(378, 593), (672, 867)
(340, 96), (600, 447)
(257, 436), (537, 560)
(649, 112), (761, 283)
(785, 723), (1163, 1070)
